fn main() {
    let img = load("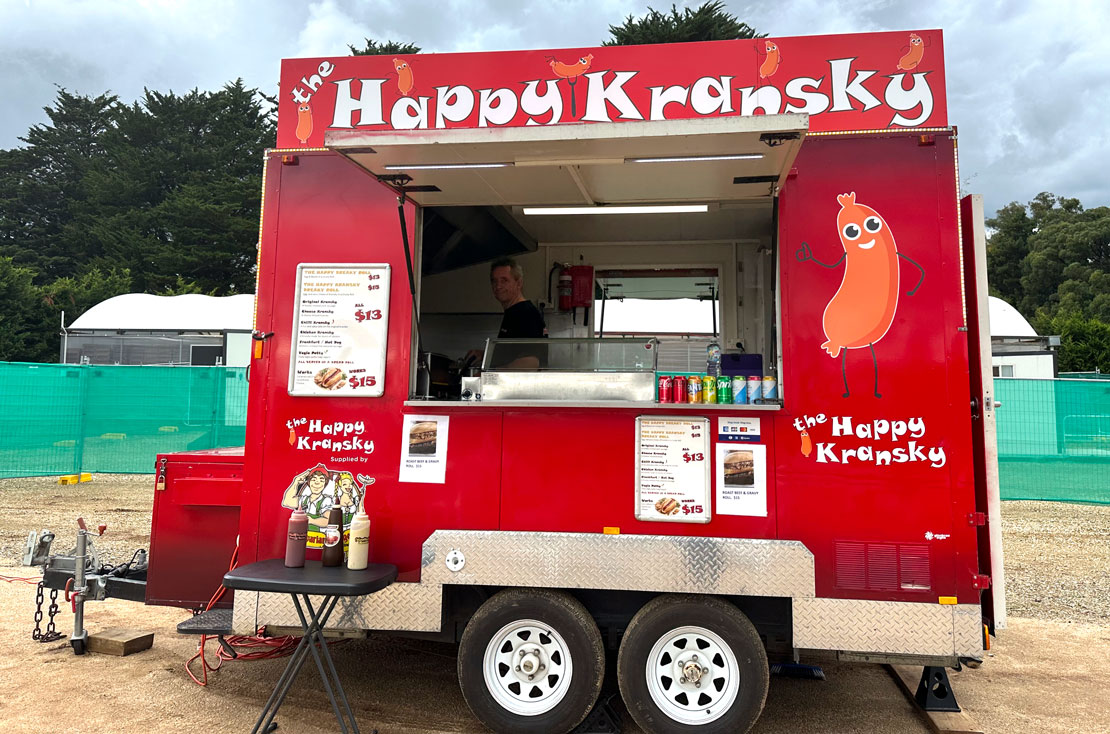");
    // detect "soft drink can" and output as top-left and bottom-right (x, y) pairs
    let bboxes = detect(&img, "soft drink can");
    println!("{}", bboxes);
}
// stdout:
(687, 375), (702, 403)
(658, 375), (673, 403)
(747, 375), (762, 403)
(732, 376), (747, 404)
(672, 375), (687, 403)
(703, 377), (717, 404)
(717, 375), (732, 404)
(762, 375), (778, 399)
